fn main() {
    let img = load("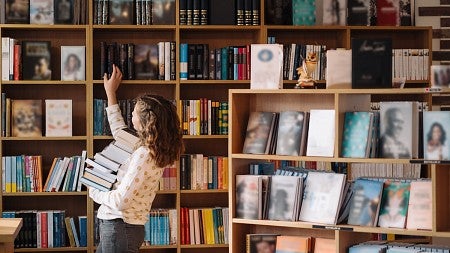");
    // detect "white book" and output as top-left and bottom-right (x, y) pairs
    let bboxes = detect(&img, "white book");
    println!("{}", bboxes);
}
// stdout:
(101, 141), (131, 164)
(168, 209), (177, 244)
(326, 49), (351, 89)
(84, 167), (116, 183)
(94, 153), (121, 172)
(9, 38), (16, 81)
(418, 49), (424, 81)
(2, 37), (10, 81)
(306, 109), (335, 157)
(402, 49), (409, 80)
(406, 180), (432, 230)
(36, 211), (41, 248)
(52, 157), (70, 192)
(76, 150), (87, 192)
(164, 41), (170, 81)
(424, 49), (429, 79)
(250, 44), (283, 89)
(394, 49), (403, 79)
(45, 99), (72, 137)
(189, 209), (195, 244)
(47, 211), (53, 247)
(61, 157), (74, 191)
(85, 158), (116, 173)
